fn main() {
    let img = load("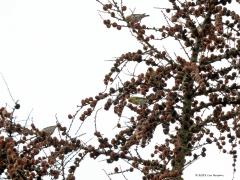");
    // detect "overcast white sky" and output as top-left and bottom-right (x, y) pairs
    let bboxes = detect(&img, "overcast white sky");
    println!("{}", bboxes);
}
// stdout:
(0, 1), (239, 180)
